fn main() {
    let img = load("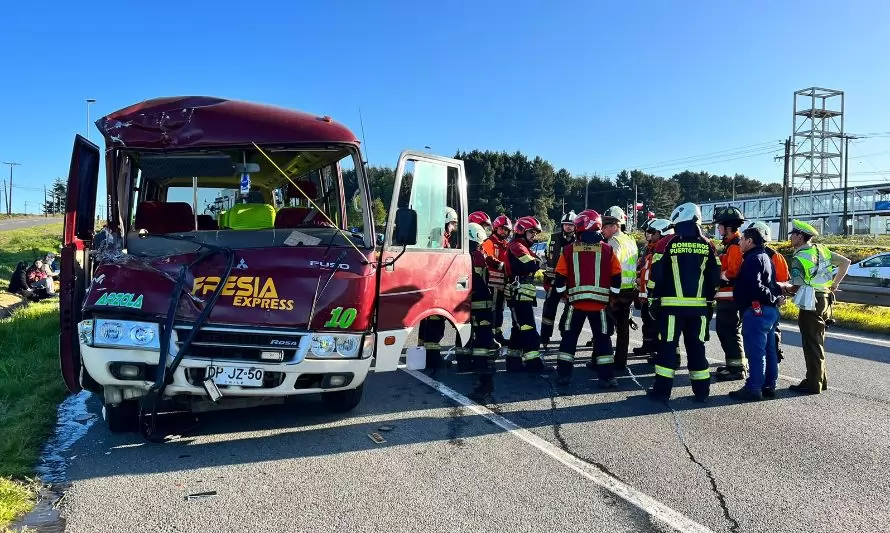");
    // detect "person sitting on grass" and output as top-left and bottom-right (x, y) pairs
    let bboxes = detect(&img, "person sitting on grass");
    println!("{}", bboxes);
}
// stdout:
(7, 261), (41, 302)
